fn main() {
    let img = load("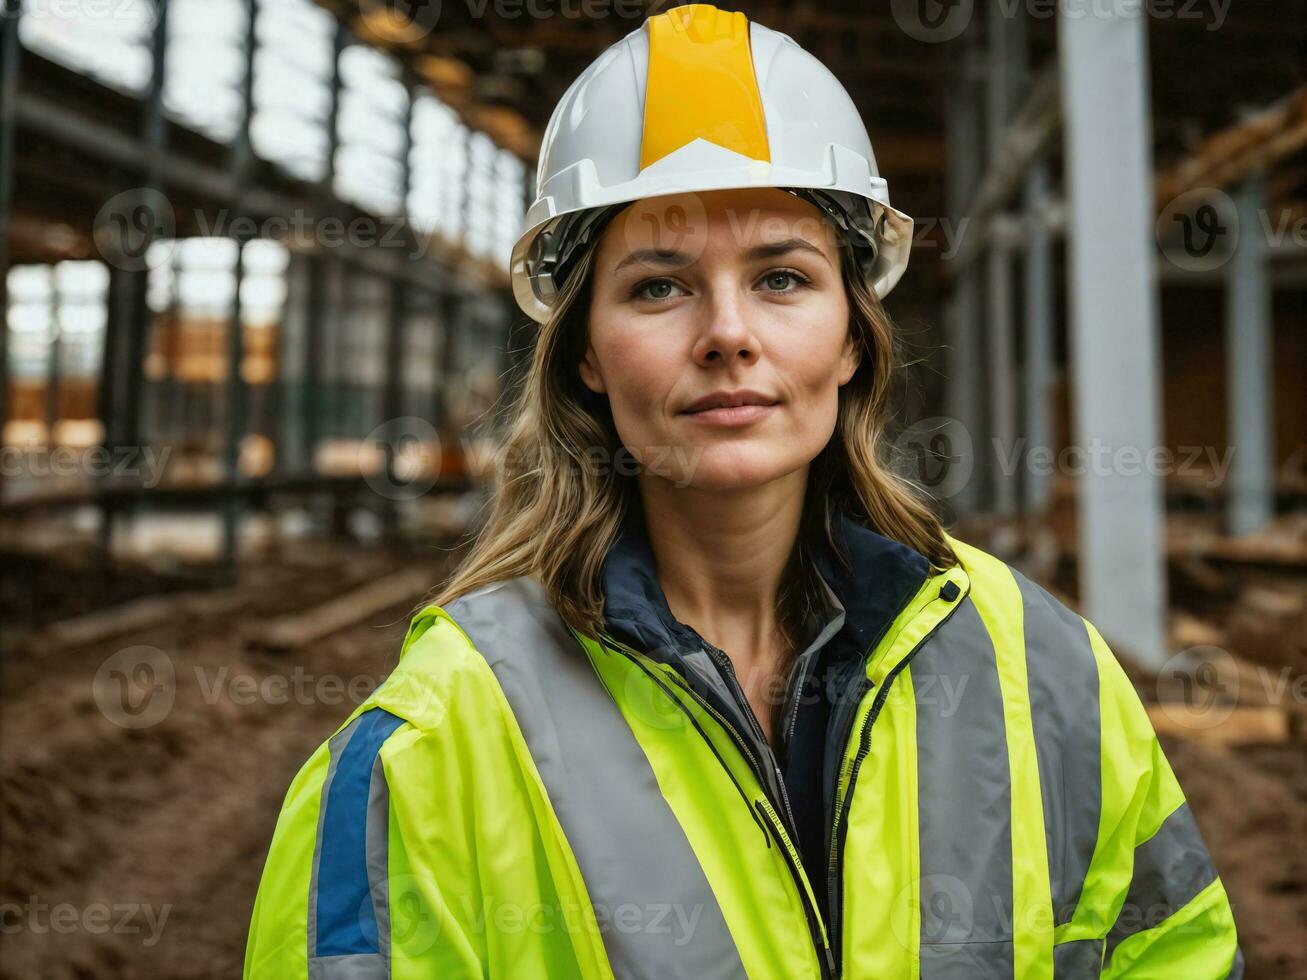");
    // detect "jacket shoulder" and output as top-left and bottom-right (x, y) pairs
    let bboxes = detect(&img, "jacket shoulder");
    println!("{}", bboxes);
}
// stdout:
(328, 576), (538, 735)
(944, 532), (1103, 668)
